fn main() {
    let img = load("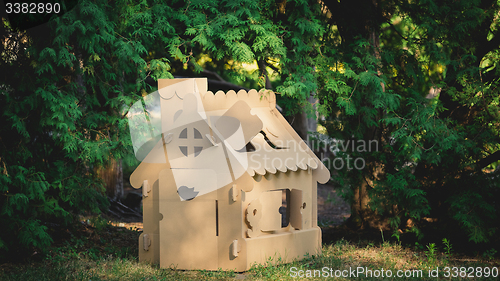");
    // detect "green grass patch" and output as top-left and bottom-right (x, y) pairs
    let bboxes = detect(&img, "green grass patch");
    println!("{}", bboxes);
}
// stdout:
(0, 219), (499, 280)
